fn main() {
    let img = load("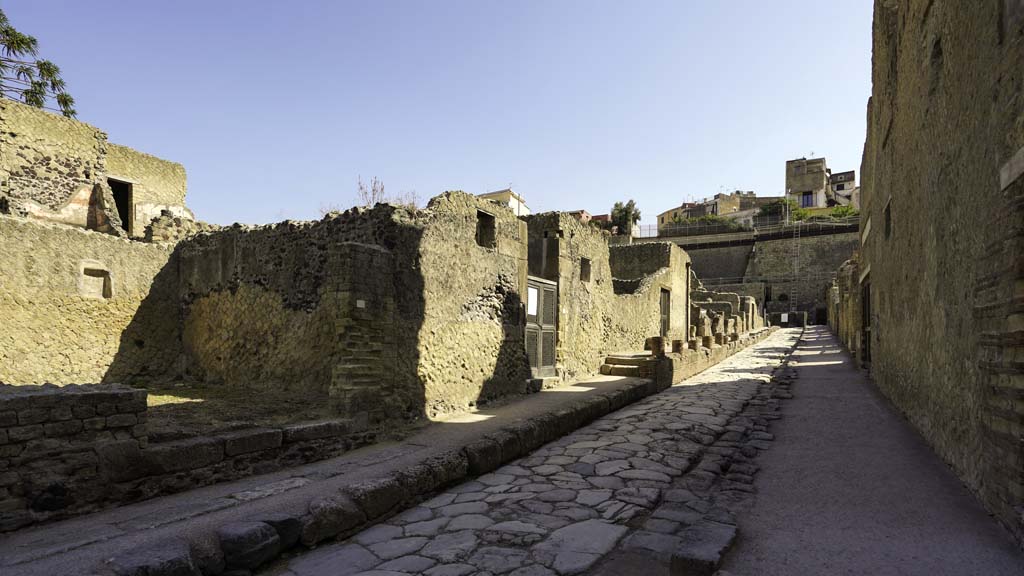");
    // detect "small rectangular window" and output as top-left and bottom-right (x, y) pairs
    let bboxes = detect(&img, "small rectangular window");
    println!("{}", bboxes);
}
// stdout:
(476, 210), (496, 248)
(580, 258), (592, 282)
(801, 192), (814, 208)
(81, 268), (112, 299)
